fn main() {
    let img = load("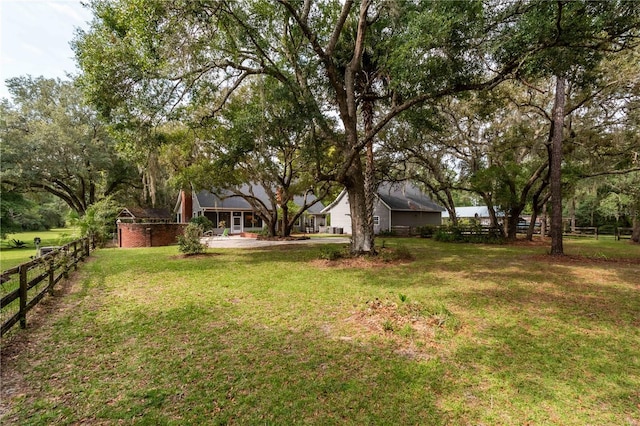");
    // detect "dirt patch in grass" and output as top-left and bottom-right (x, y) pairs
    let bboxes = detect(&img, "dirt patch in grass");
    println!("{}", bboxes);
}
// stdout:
(310, 257), (411, 269)
(508, 237), (550, 247)
(311, 247), (415, 269)
(334, 298), (457, 361)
